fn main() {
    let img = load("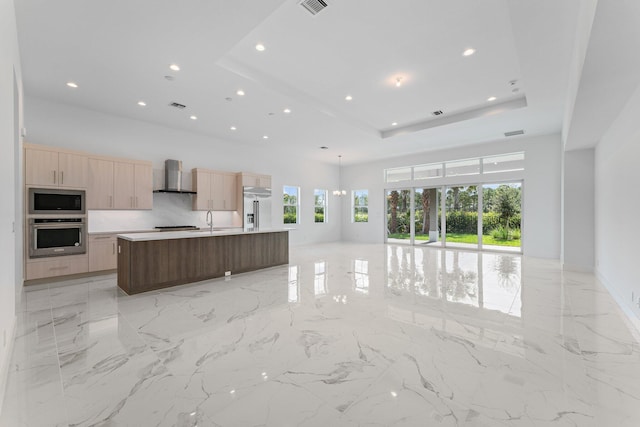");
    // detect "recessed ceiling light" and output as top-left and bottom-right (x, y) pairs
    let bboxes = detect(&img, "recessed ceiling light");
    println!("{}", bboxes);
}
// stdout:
(487, 96), (497, 102)
(169, 64), (180, 71)
(345, 95), (353, 101)
(283, 108), (291, 114)
(262, 135), (269, 140)
(190, 115), (197, 120)
(395, 77), (403, 87)
(391, 122), (398, 126)
(255, 43), (265, 52)
(66, 82), (78, 88)
(462, 48), (476, 57)
(230, 126), (237, 131)
(137, 101), (146, 107)
(237, 89), (245, 96)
